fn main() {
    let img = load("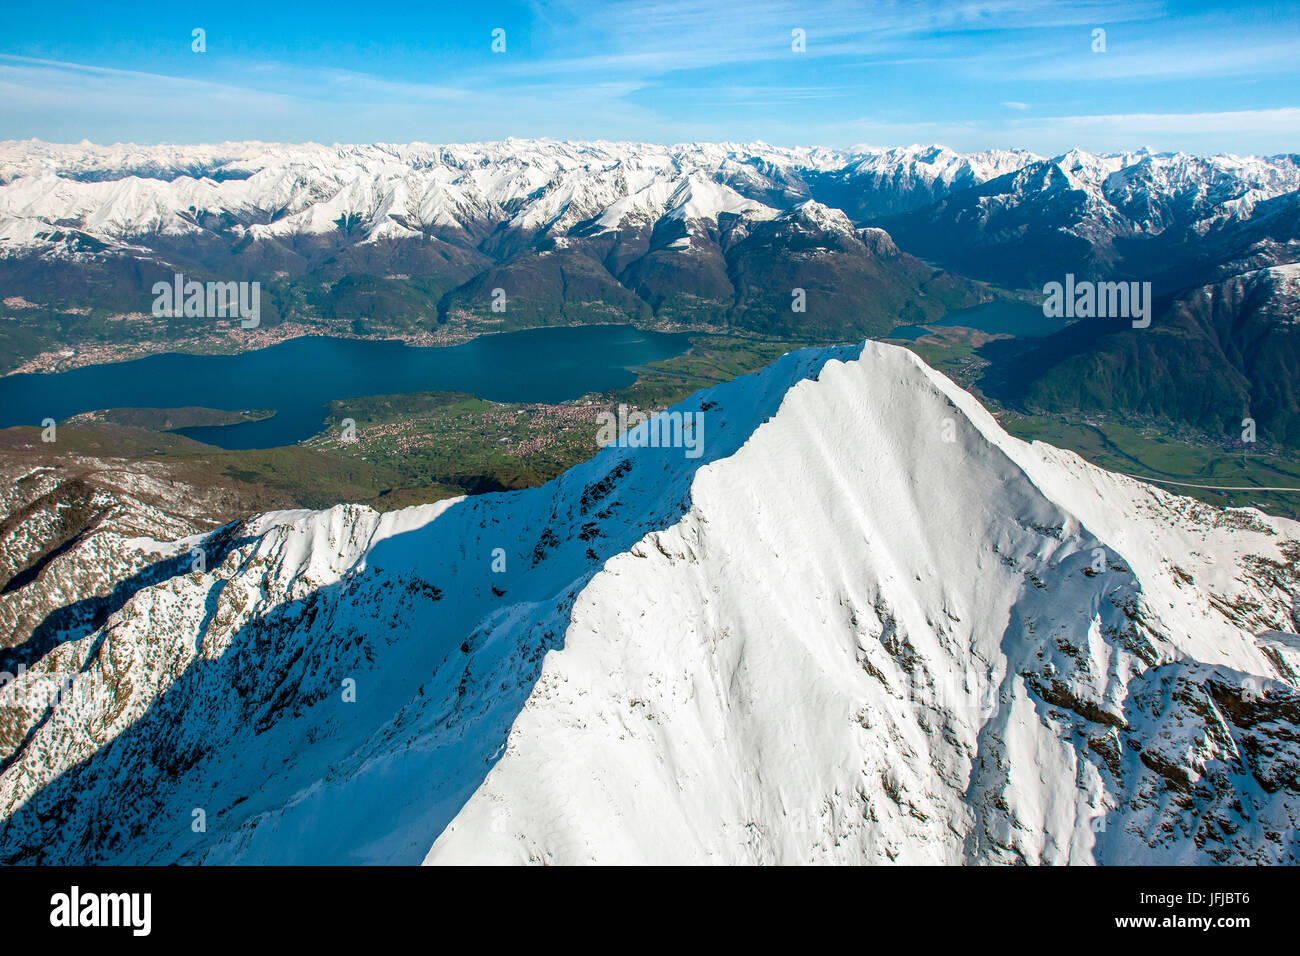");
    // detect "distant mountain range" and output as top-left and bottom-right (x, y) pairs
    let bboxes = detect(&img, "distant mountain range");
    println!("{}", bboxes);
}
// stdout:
(871, 147), (1300, 445)
(883, 148), (1300, 290)
(2, 139), (1299, 442)
(0, 140), (1020, 341)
